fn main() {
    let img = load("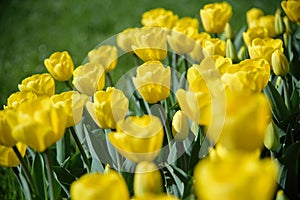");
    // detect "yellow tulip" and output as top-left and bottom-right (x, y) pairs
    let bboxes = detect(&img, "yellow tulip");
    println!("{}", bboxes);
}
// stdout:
(0, 109), (18, 147)
(10, 97), (68, 152)
(246, 8), (264, 28)
(194, 152), (279, 200)
(141, 8), (178, 29)
(248, 38), (284, 65)
(171, 110), (189, 142)
(0, 142), (26, 167)
(271, 49), (290, 77)
(202, 38), (226, 57)
(51, 91), (88, 127)
(44, 51), (74, 81)
(116, 28), (139, 52)
(5, 91), (37, 109)
(131, 194), (179, 200)
(242, 26), (269, 47)
(132, 61), (170, 104)
(88, 45), (118, 72)
(132, 27), (168, 62)
(259, 15), (276, 37)
(134, 161), (163, 196)
(86, 87), (128, 129)
(222, 58), (270, 94)
(200, 2), (232, 34)
(72, 62), (105, 96)
(209, 92), (270, 151)
(18, 73), (55, 97)
(189, 32), (211, 63)
(70, 170), (130, 200)
(108, 115), (164, 162)
(281, 0), (300, 25)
